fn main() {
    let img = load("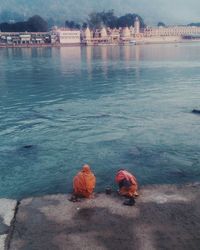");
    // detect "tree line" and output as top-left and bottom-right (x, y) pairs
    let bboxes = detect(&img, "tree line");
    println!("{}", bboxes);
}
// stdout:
(188, 23), (200, 27)
(0, 15), (48, 32)
(65, 10), (145, 29)
(0, 11), (145, 32)
(0, 10), (199, 33)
